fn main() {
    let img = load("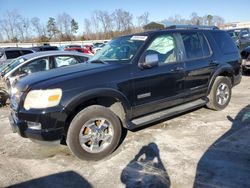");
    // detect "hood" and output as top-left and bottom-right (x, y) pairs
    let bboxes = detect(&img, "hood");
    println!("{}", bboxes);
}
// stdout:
(15, 62), (109, 91)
